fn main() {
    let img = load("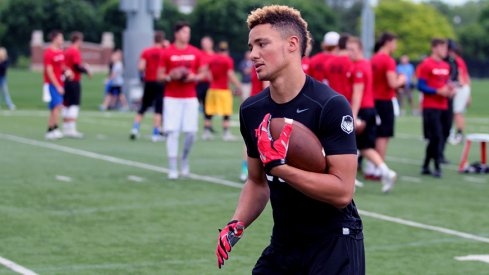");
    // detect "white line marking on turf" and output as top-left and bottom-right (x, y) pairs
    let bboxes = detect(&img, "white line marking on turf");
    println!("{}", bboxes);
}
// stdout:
(463, 176), (487, 184)
(2, 133), (489, 245)
(359, 210), (489, 244)
(0, 133), (242, 189)
(0, 256), (38, 275)
(455, 255), (489, 264)
(55, 175), (72, 182)
(400, 176), (422, 183)
(127, 175), (145, 183)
